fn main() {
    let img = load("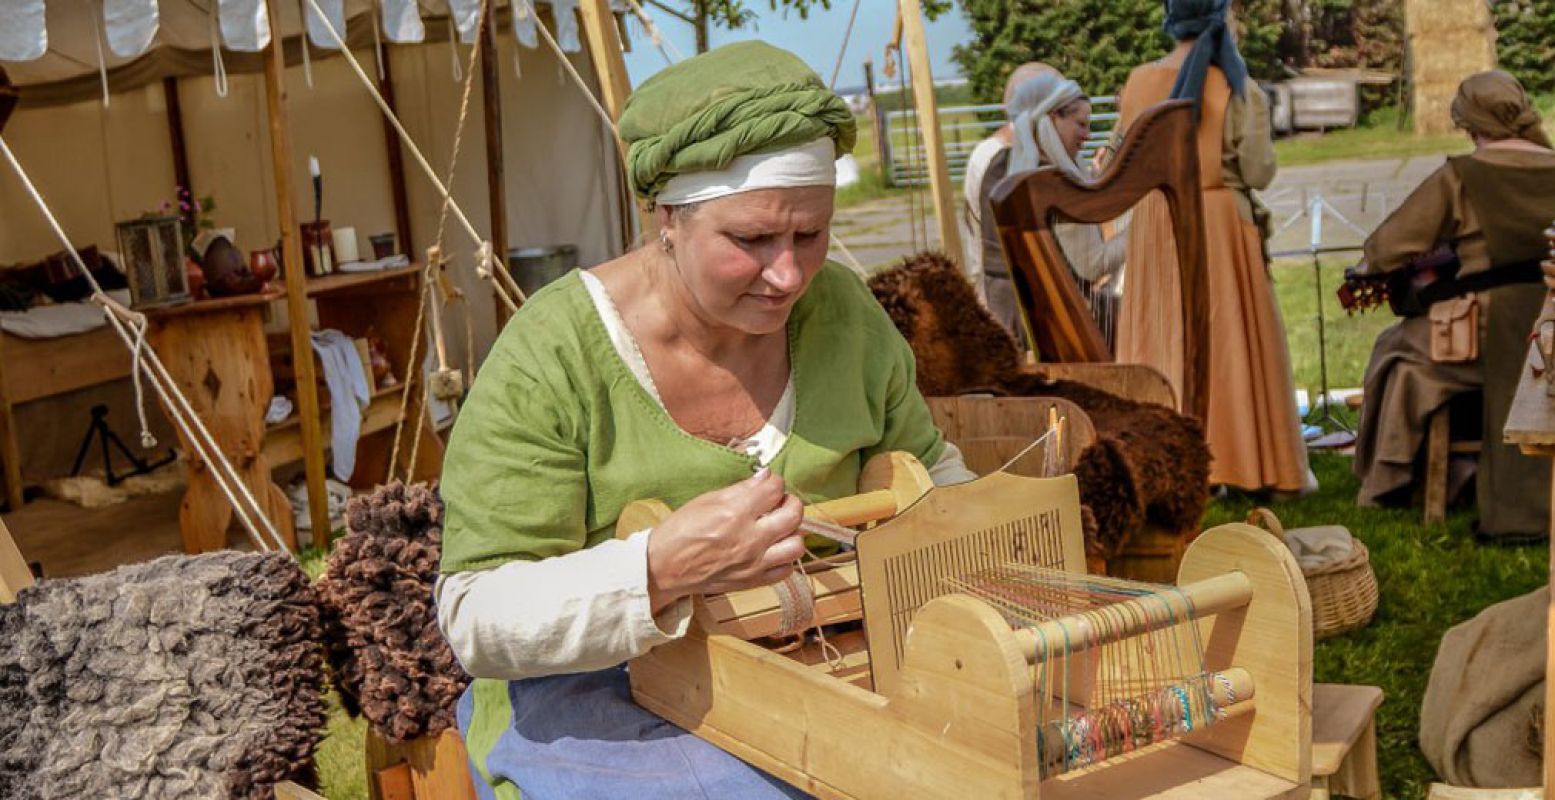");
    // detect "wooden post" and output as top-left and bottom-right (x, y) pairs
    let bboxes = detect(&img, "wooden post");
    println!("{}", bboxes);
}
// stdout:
(1547, 466), (1555, 795)
(376, 45), (415, 258)
(863, 60), (891, 186)
(163, 77), (192, 195)
(479, 3), (510, 328)
(263, 20), (332, 542)
(896, 0), (961, 259)
(577, 0), (650, 249)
